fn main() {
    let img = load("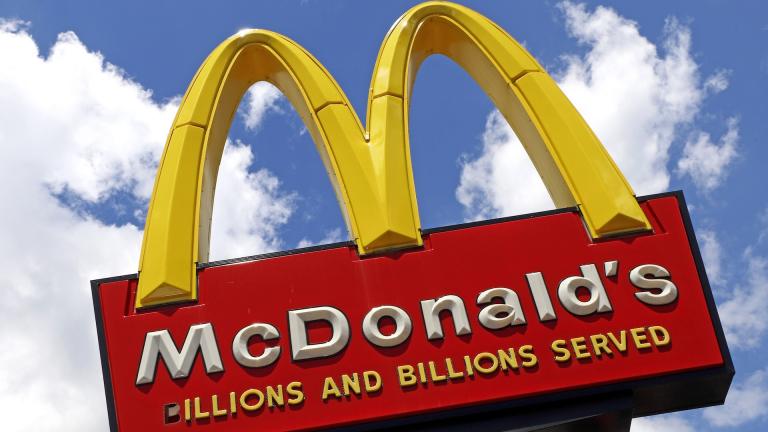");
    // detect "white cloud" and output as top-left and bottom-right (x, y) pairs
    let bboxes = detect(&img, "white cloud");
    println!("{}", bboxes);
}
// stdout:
(296, 227), (345, 249)
(0, 17), (26, 32)
(704, 69), (730, 94)
(456, 111), (552, 219)
(457, 2), (735, 219)
(717, 249), (768, 349)
(704, 368), (768, 427)
(209, 141), (294, 260)
(241, 81), (282, 130)
(697, 223), (768, 429)
(0, 24), (177, 202)
(677, 117), (739, 192)
(0, 23), (293, 430)
(698, 229), (724, 284)
(0, 27), (176, 201)
(0, 23), (163, 431)
(631, 414), (695, 432)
